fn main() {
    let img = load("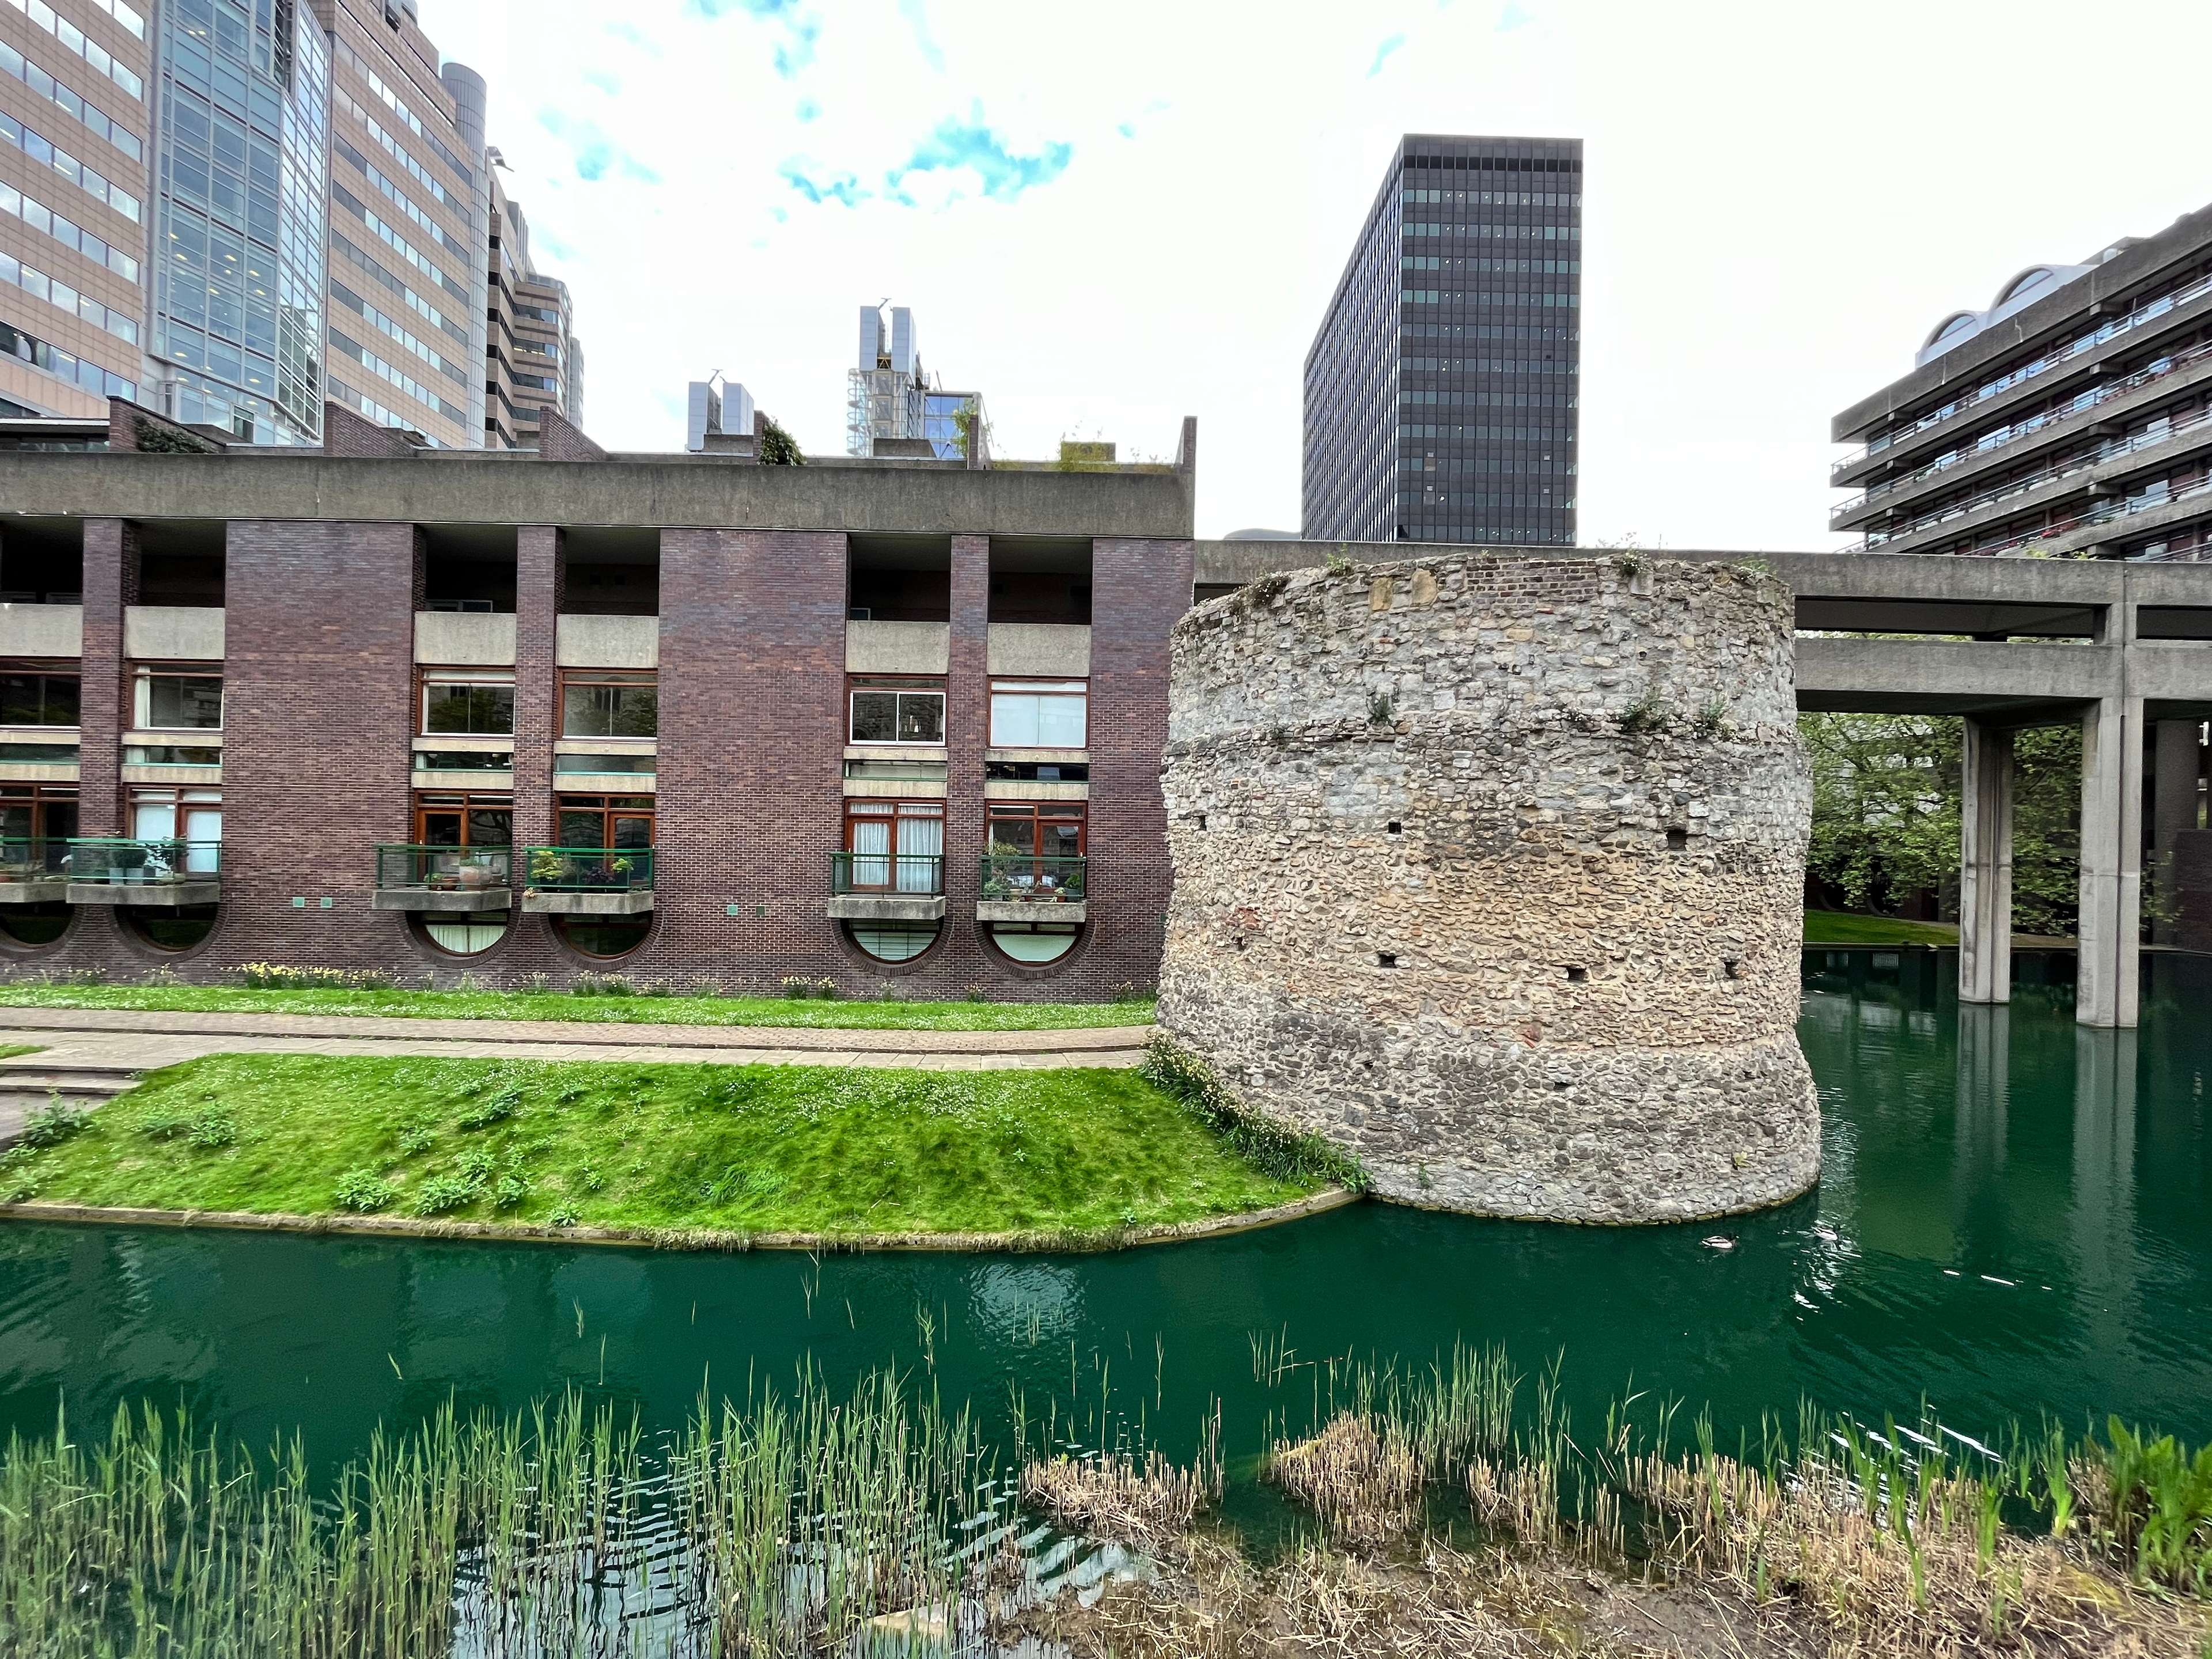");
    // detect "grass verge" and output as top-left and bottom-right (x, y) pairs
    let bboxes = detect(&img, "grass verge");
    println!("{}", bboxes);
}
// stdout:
(0, 1054), (1323, 1238)
(0, 981), (1154, 1031)
(1804, 910), (1961, 946)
